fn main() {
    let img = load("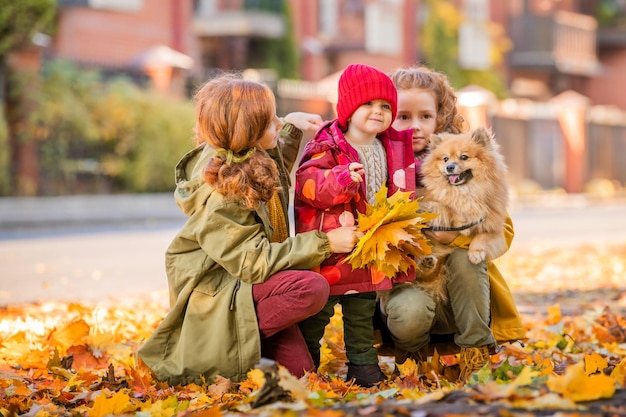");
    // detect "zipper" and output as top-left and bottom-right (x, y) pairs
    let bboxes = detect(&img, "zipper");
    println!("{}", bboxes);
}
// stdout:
(230, 280), (240, 311)
(318, 212), (325, 232)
